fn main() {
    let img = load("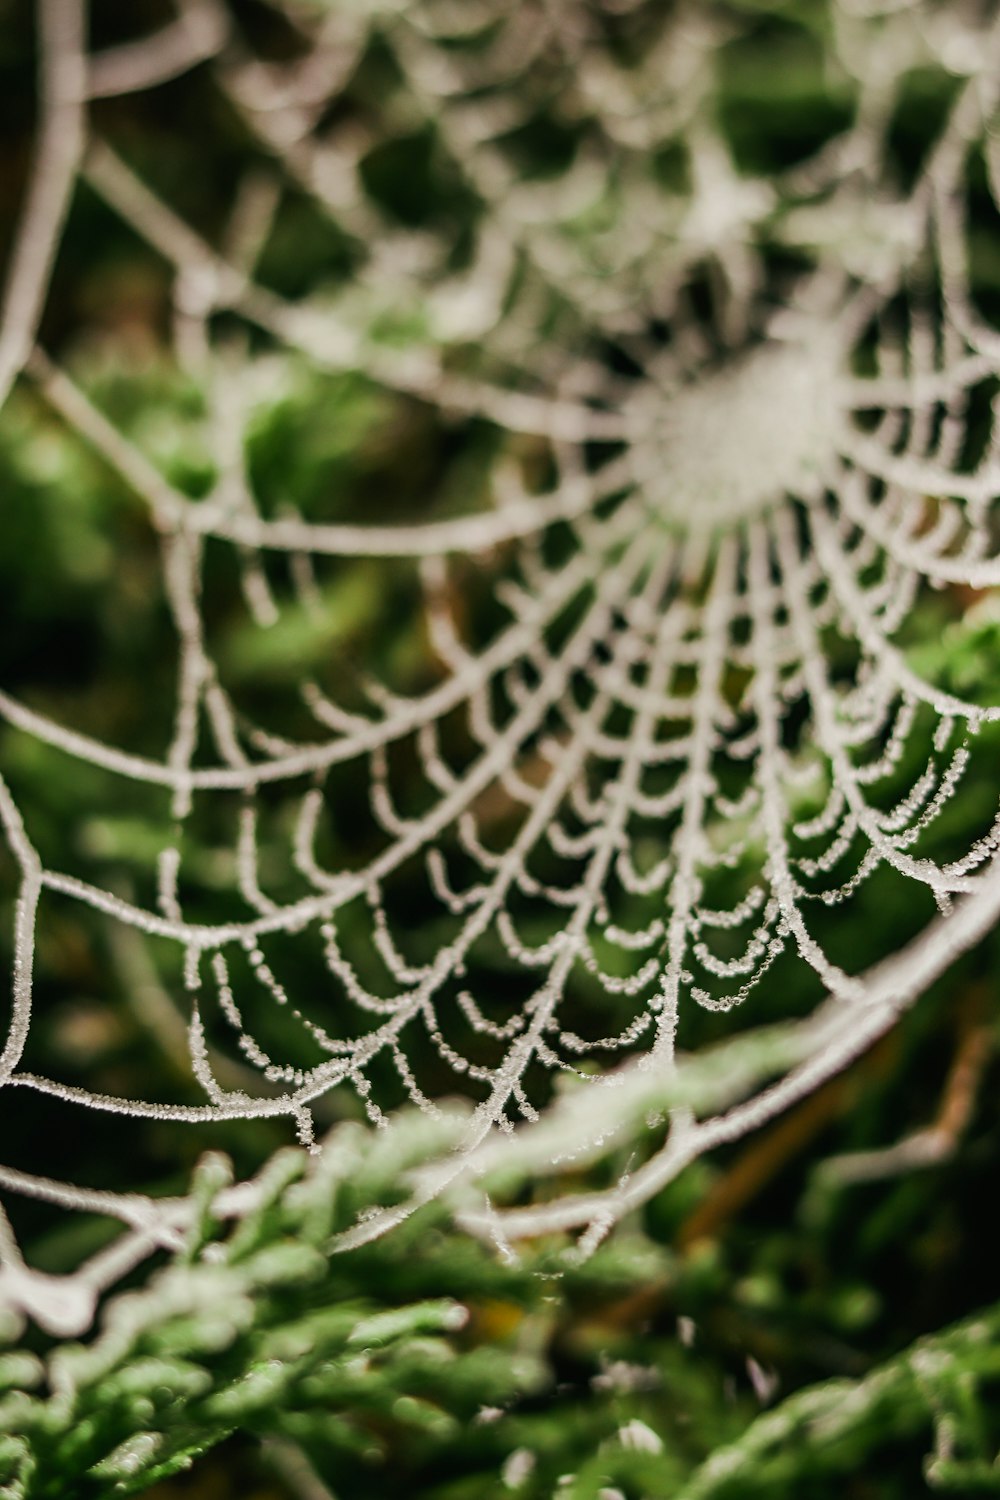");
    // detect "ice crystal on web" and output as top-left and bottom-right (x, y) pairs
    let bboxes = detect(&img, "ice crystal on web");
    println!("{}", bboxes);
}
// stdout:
(2, 0), (1000, 1329)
